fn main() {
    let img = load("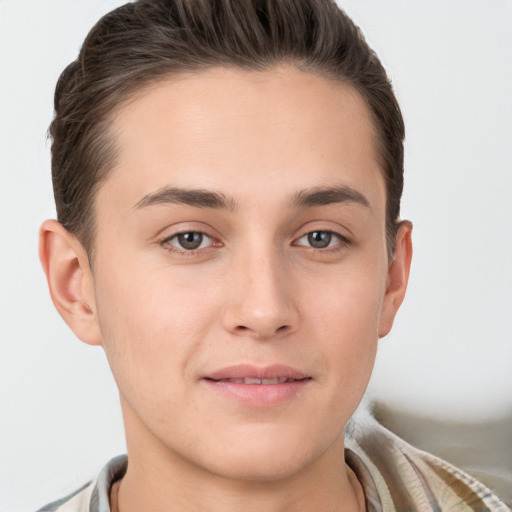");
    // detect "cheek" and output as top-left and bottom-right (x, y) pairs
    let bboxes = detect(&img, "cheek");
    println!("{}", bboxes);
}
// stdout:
(302, 263), (385, 388)
(92, 258), (221, 401)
